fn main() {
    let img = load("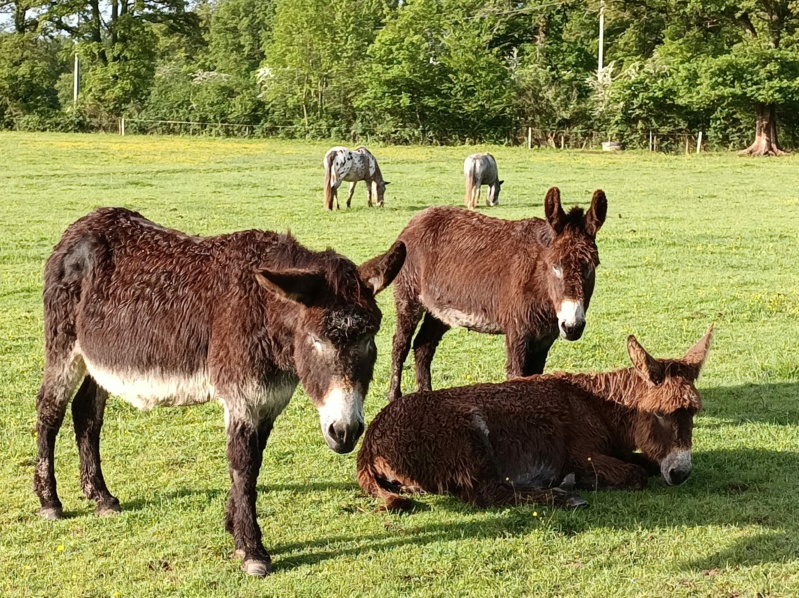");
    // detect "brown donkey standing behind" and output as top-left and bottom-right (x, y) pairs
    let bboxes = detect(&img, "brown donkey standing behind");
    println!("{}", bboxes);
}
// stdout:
(359, 327), (712, 511)
(34, 208), (405, 577)
(383, 186), (607, 400)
